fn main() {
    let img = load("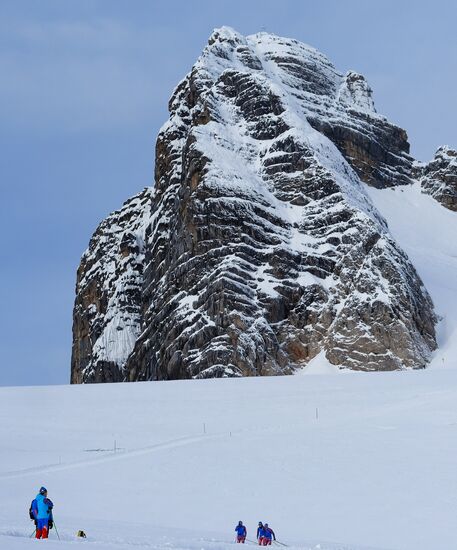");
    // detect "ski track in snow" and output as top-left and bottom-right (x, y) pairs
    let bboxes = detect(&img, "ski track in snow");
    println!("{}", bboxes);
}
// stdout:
(1, 373), (457, 550)
(0, 434), (224, 481)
